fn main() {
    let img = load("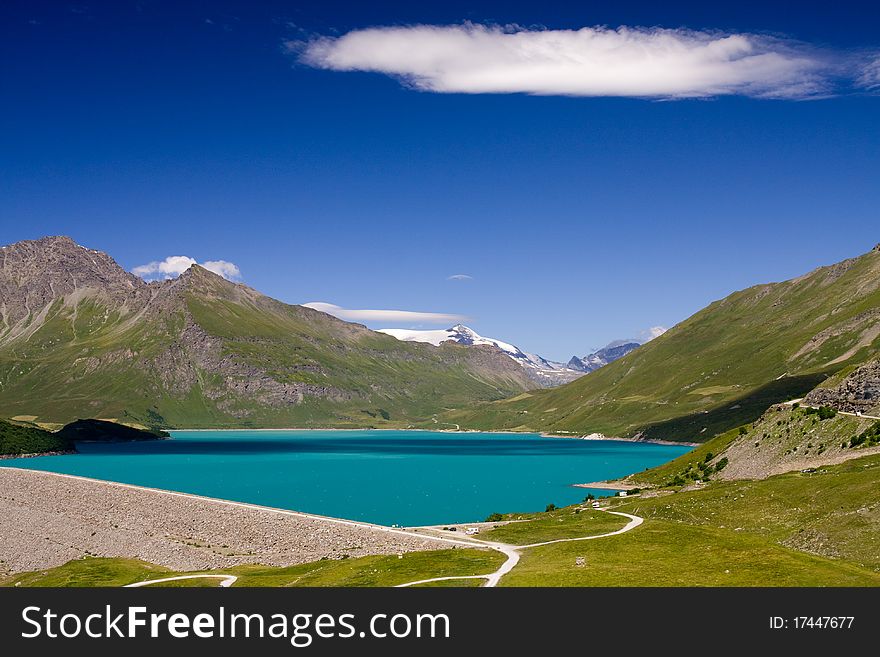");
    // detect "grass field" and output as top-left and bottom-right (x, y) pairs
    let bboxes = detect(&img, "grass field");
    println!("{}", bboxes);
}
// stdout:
(476, 508), (627, 545)
(1, 549), (503, 588)
(495, 455), (880, 586)
(499, 520), (880, 586)
(2, 558), (172, 587)
(618, 453), (880, 571)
